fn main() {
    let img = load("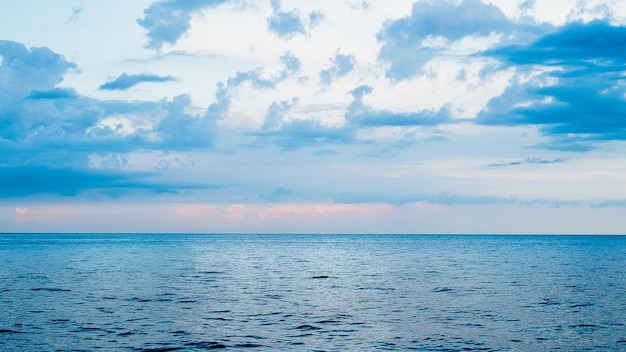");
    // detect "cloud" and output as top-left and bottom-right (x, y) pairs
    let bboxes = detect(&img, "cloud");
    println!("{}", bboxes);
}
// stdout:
(319, 51), (356, 85)
(279, 51), (301, 77)
(345, 85), (451, 127)
(487, 157), (565, 167)
(156, 93), (220, 149)
(261, 117), (353, 150)
(26, 87), (78, 100)
(262, 97), (299, 131)
(0, 40), (78, 142)
(335, 189), (591, 209)
(259, 96), (353, 150)
(481, 20), (626, 149)
(487, 20), (626, 66)
(591, 199), (626, 208)
(99, 73), (176, 90)
(137, 0), (229, 50)
(274, 118), (352, 148)
(0, 165), (198, 198)
(0, 39), (231, 200)
(224, 52), (301, 92)
(0, 40), (76, 99)
(267, 0), (322, 39)
(377, 0), (512, 79)
(66, 7), (84, 24)
(258, 187), (292, 201)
